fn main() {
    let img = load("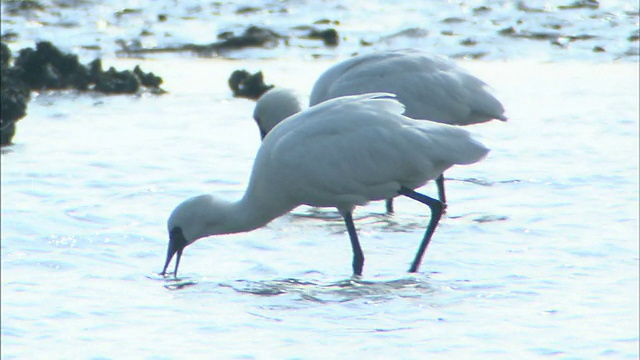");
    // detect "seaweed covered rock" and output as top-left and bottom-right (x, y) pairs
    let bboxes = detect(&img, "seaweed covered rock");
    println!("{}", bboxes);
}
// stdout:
(117, 25), (286, 56)
(0, 41), (166, 146)
(228, 70), (273, 100)
(304, 28), (339, 46)
(134, 65), (163, 88)
(10, 42), (164, 94)
(91, 59), (145, 94)
(1, 42), (31, 146)
(94, 67), (140, 94)
(1, 42), (11, 68)
(14, 41), (91, 90)
(215, 26), (283, 51)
